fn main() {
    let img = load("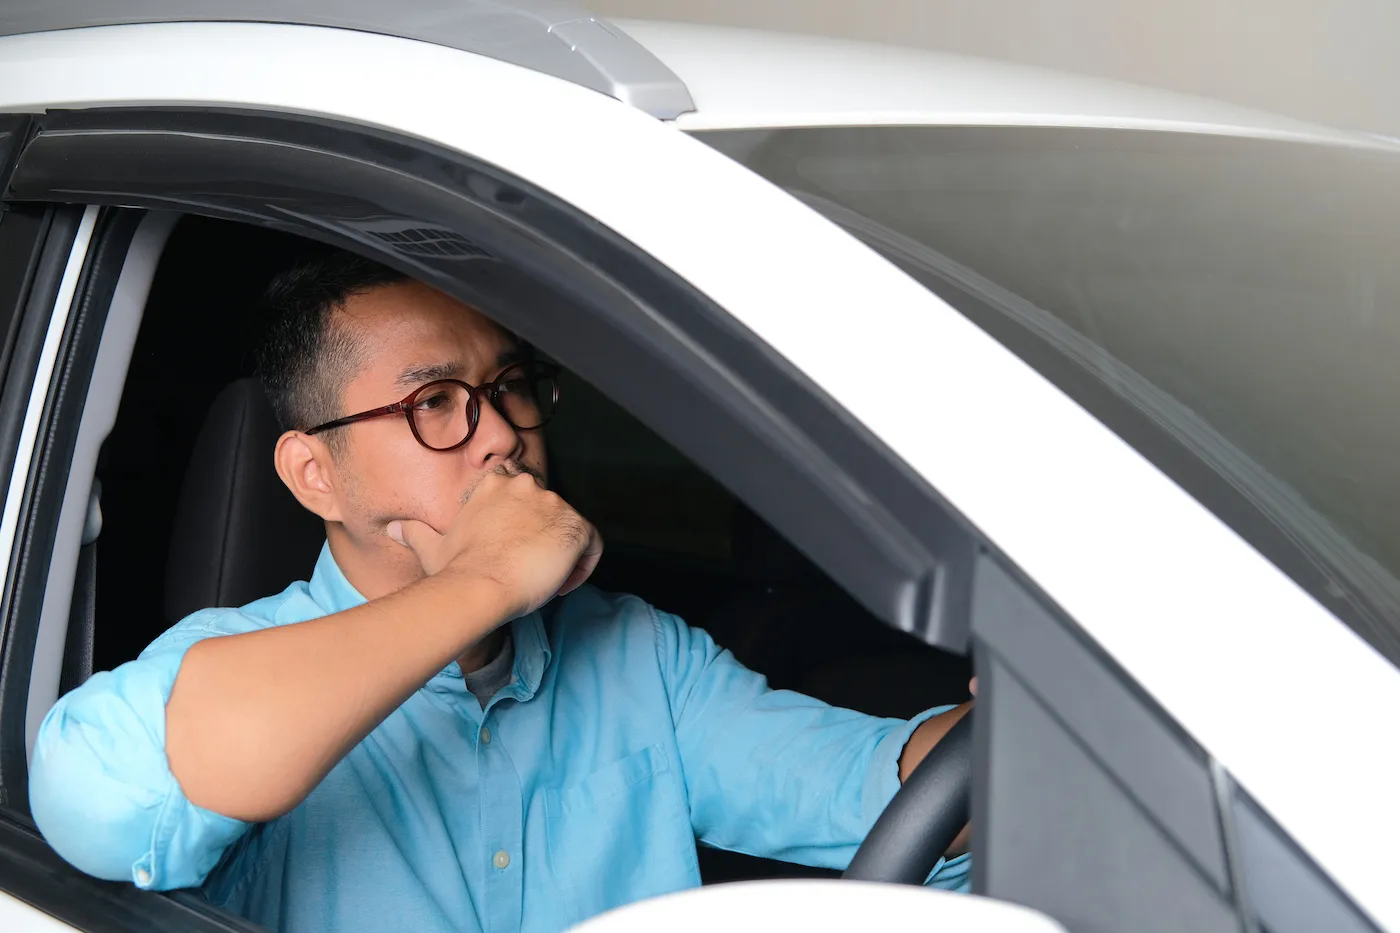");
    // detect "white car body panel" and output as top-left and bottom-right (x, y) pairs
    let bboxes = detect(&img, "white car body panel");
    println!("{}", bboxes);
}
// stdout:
(615, 19), (1396, 150)
(0, 20), (1395, 929)
(572, 880), (1068, 932)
